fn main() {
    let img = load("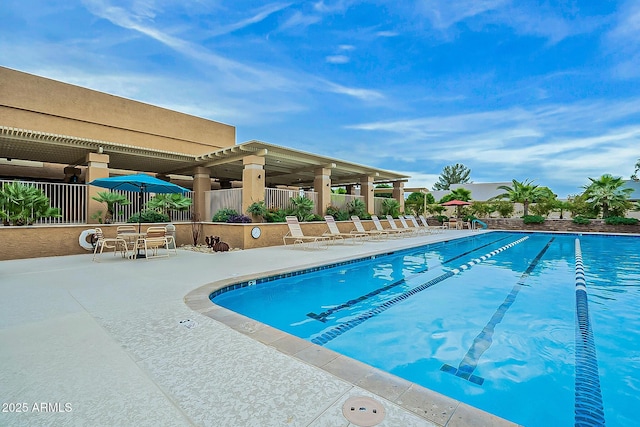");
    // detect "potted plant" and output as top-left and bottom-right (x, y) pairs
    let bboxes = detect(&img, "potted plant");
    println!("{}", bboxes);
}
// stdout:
(246, 201), (268, 222)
